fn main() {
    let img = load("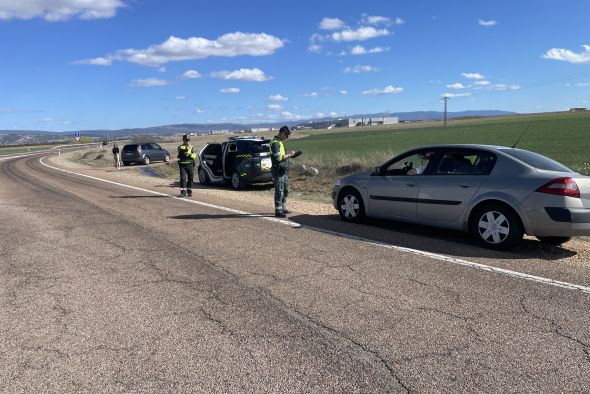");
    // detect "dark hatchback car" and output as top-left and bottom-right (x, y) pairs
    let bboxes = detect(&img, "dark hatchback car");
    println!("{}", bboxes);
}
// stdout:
(198, 136), (273, 190)
(121, 142), (170, 166)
